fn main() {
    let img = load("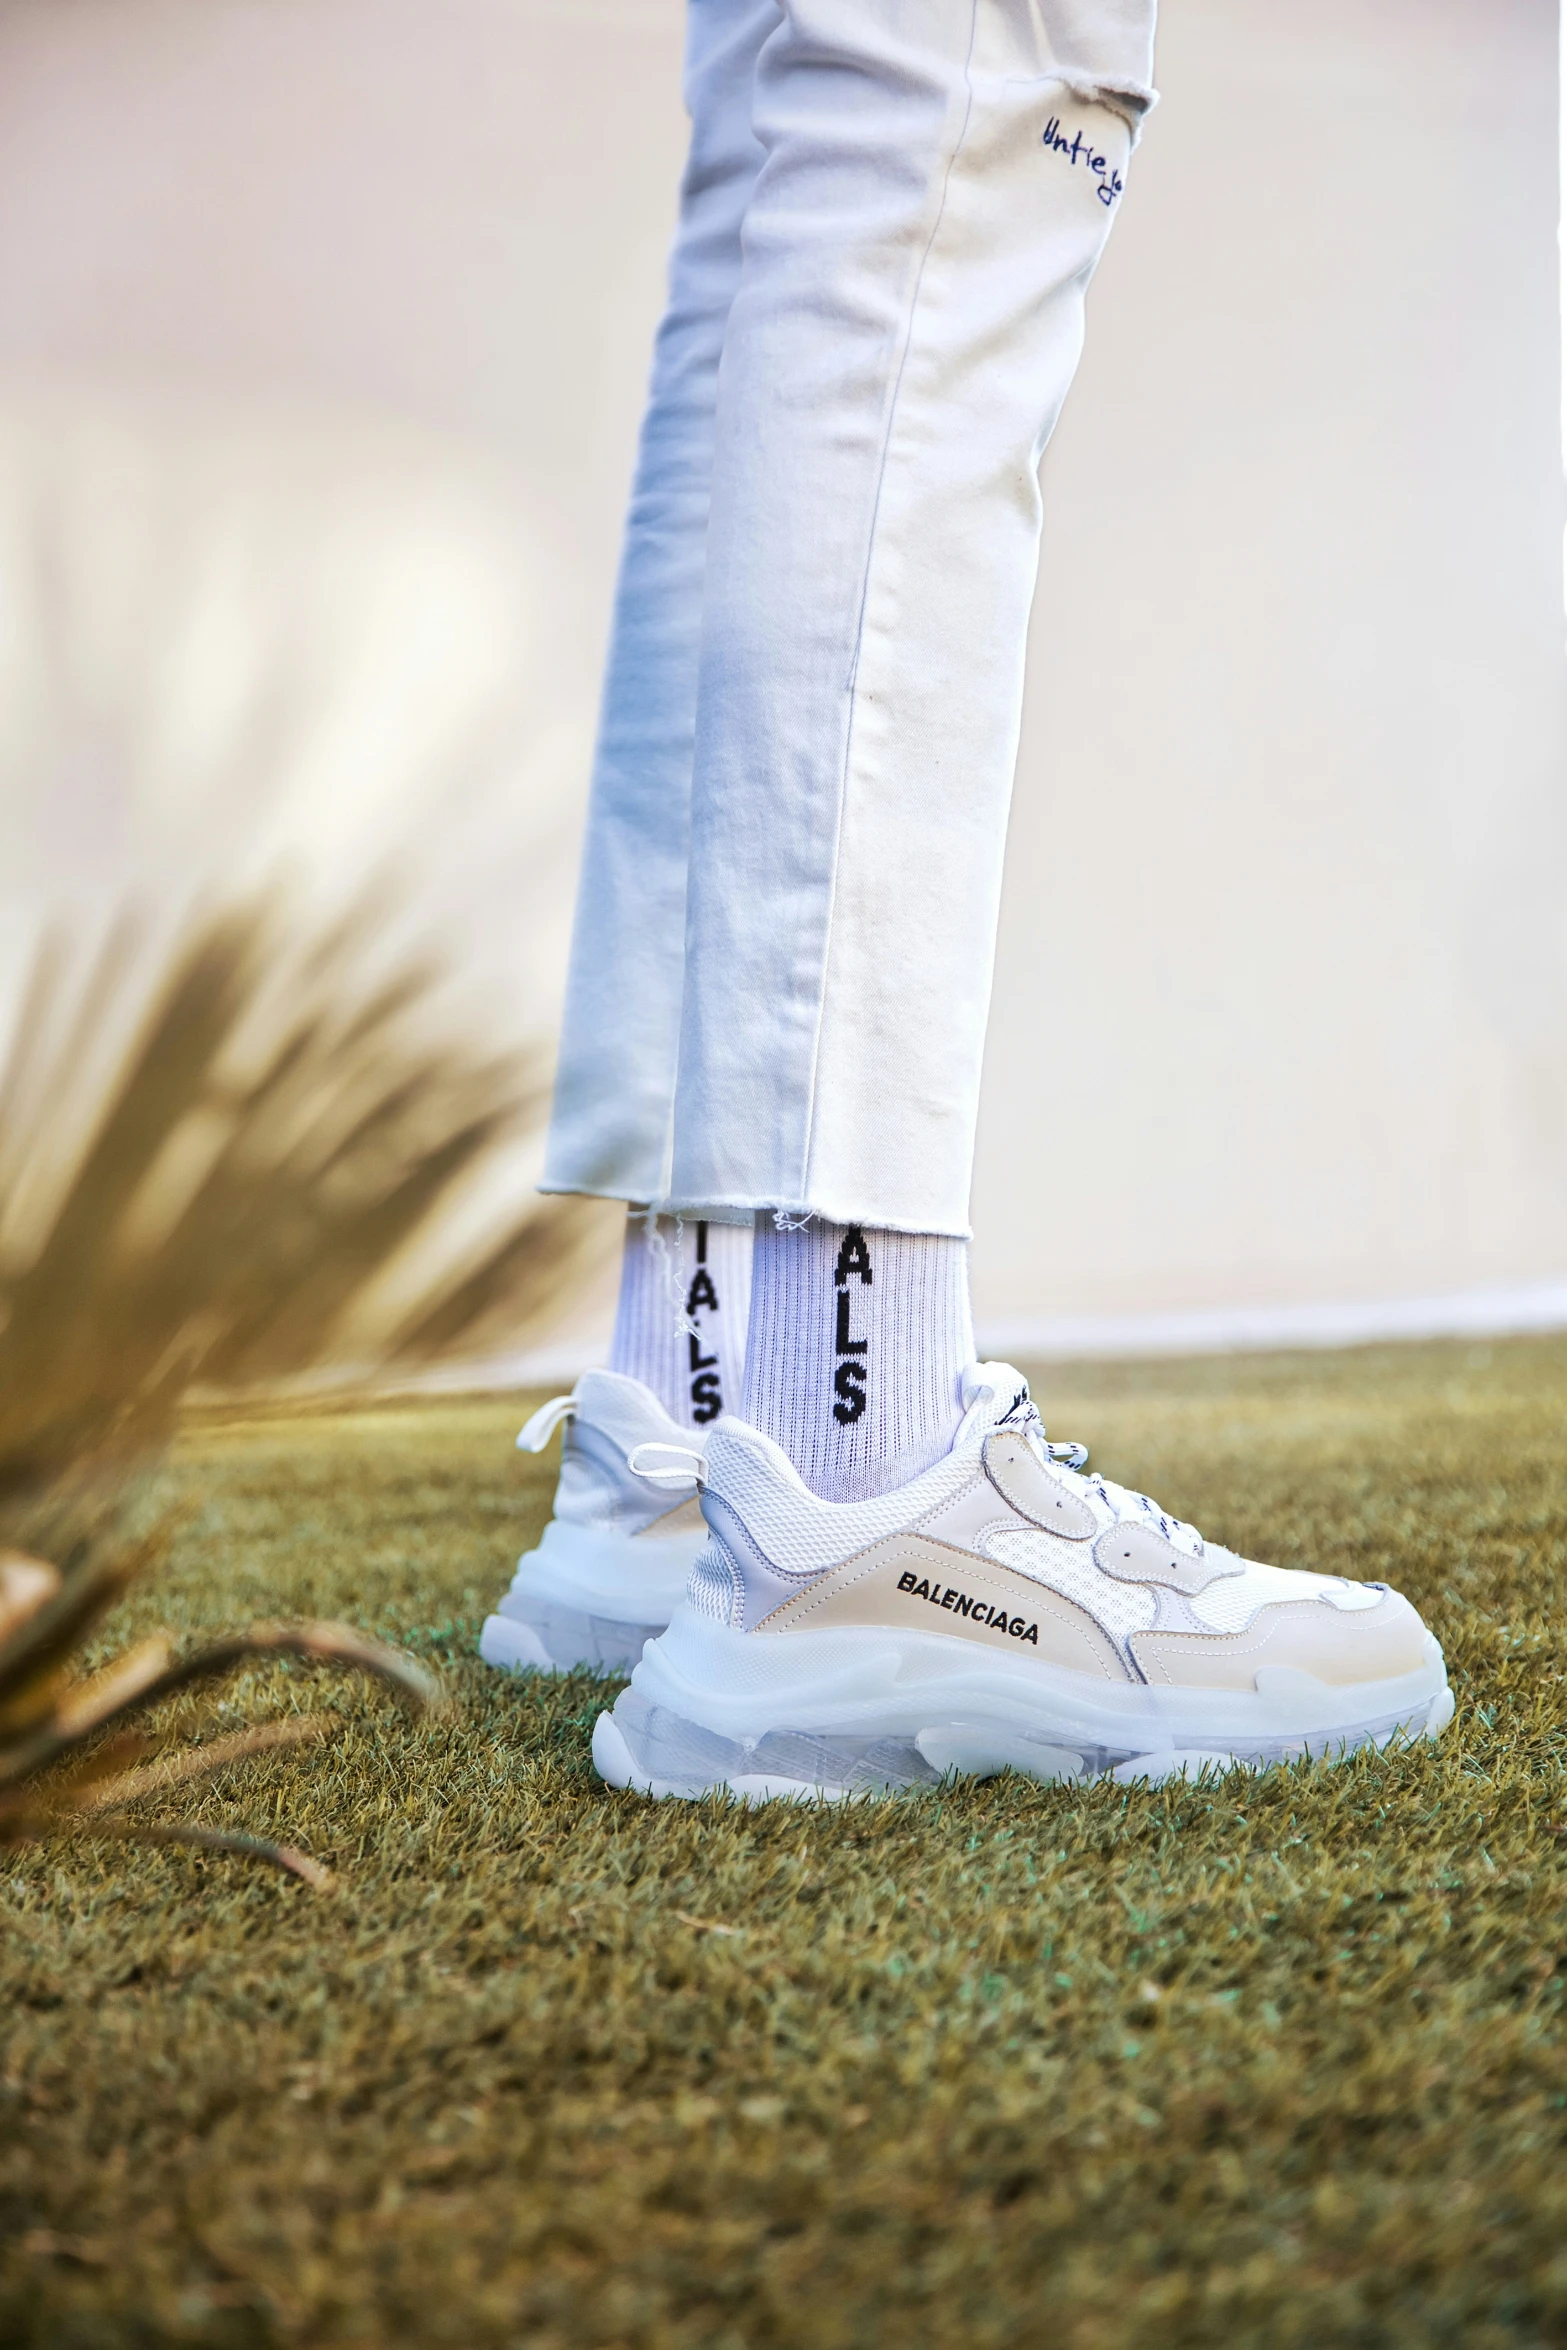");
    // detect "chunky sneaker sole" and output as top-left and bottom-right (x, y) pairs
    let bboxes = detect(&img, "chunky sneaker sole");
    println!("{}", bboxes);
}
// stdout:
(593, 1362), (1454, 1799)
(481, 1371), (709, 1676)
(481, 1519), (706, 1675)
(593, 1610), (1454, 1798)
